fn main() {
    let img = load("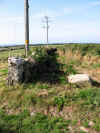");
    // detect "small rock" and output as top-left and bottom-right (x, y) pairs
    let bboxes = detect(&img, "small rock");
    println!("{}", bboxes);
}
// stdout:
(27, 57), (36, 64)
(24, 58), (28, 61)
(68, 126), (73, 132)
(89, 121), (94, 126)
(44, 110), (48, 115)
(32, 52), (35, 56)
(38, 90), (48, 97)
(30, 112), (35, 116)
(80, 126), (88, 133)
